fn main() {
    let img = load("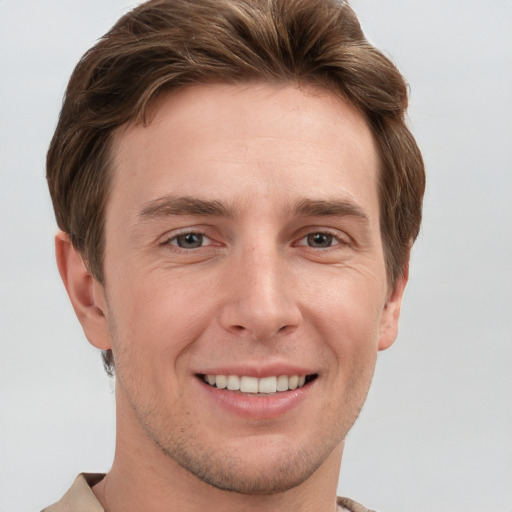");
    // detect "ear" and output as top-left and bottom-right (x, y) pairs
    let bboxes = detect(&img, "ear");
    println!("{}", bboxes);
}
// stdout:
(55, 231), (111, 351)
(378, 264), (409, 351)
